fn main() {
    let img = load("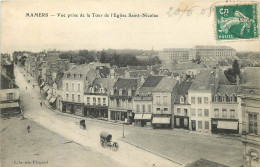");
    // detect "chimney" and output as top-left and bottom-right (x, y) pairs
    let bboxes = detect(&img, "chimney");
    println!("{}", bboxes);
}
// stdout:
(110, 88), (114, 95)
(236, 75), (240, 88)
(176, 76), (180, 85)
